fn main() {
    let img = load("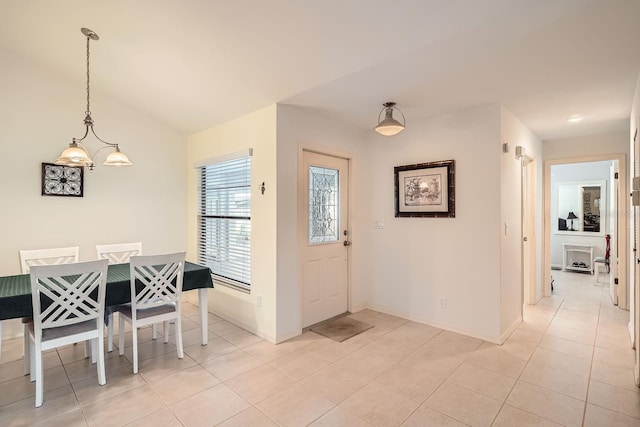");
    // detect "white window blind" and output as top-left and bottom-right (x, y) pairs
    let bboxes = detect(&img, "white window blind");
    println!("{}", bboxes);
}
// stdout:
(197, 155), (251, 290)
